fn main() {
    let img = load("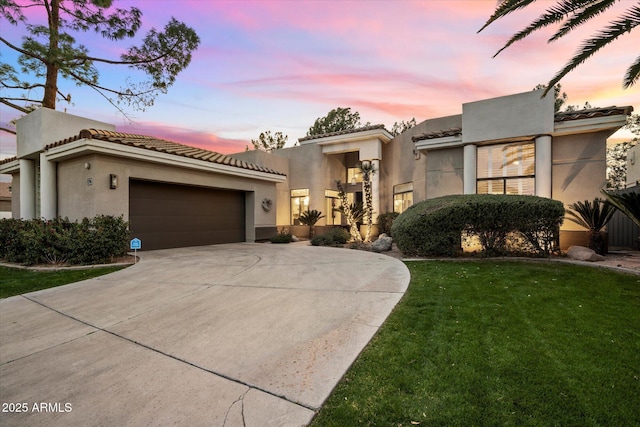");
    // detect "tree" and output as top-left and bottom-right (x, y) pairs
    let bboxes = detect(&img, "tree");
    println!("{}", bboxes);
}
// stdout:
(307, 107), (366, 136)
(359, 161), (376, 242)
(251, 130), (288, 152)
(298, 209), (325, 239)
(533, 84), (567, 112)
(0, 0), (200, 116)
(480, 1), (640, 96)
(335, 180), (363, 242)
(390, 118), (417, 136)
